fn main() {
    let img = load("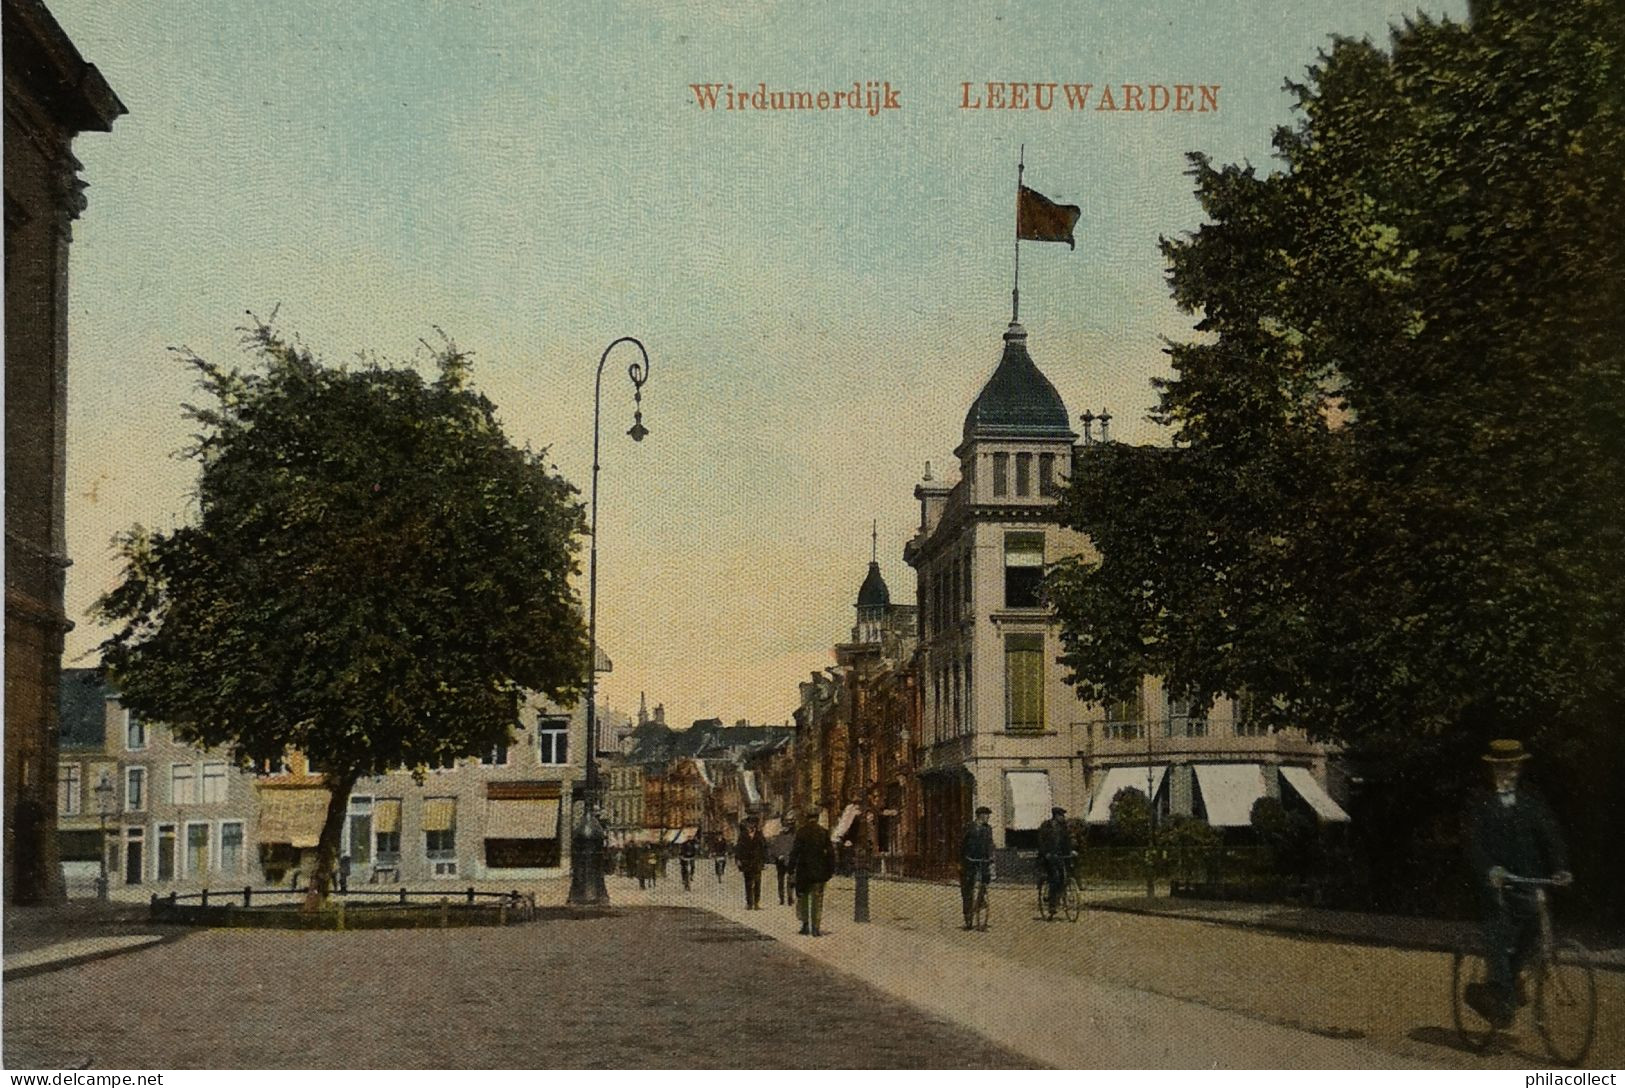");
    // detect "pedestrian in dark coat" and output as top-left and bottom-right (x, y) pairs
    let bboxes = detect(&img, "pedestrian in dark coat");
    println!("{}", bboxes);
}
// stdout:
(788, 808), (835, 936)
(736, 816), (769, 909)
(1036, 806), (1073, 919)
(1463, 739), (1571, 1028)
(960, 806), (995, 929)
